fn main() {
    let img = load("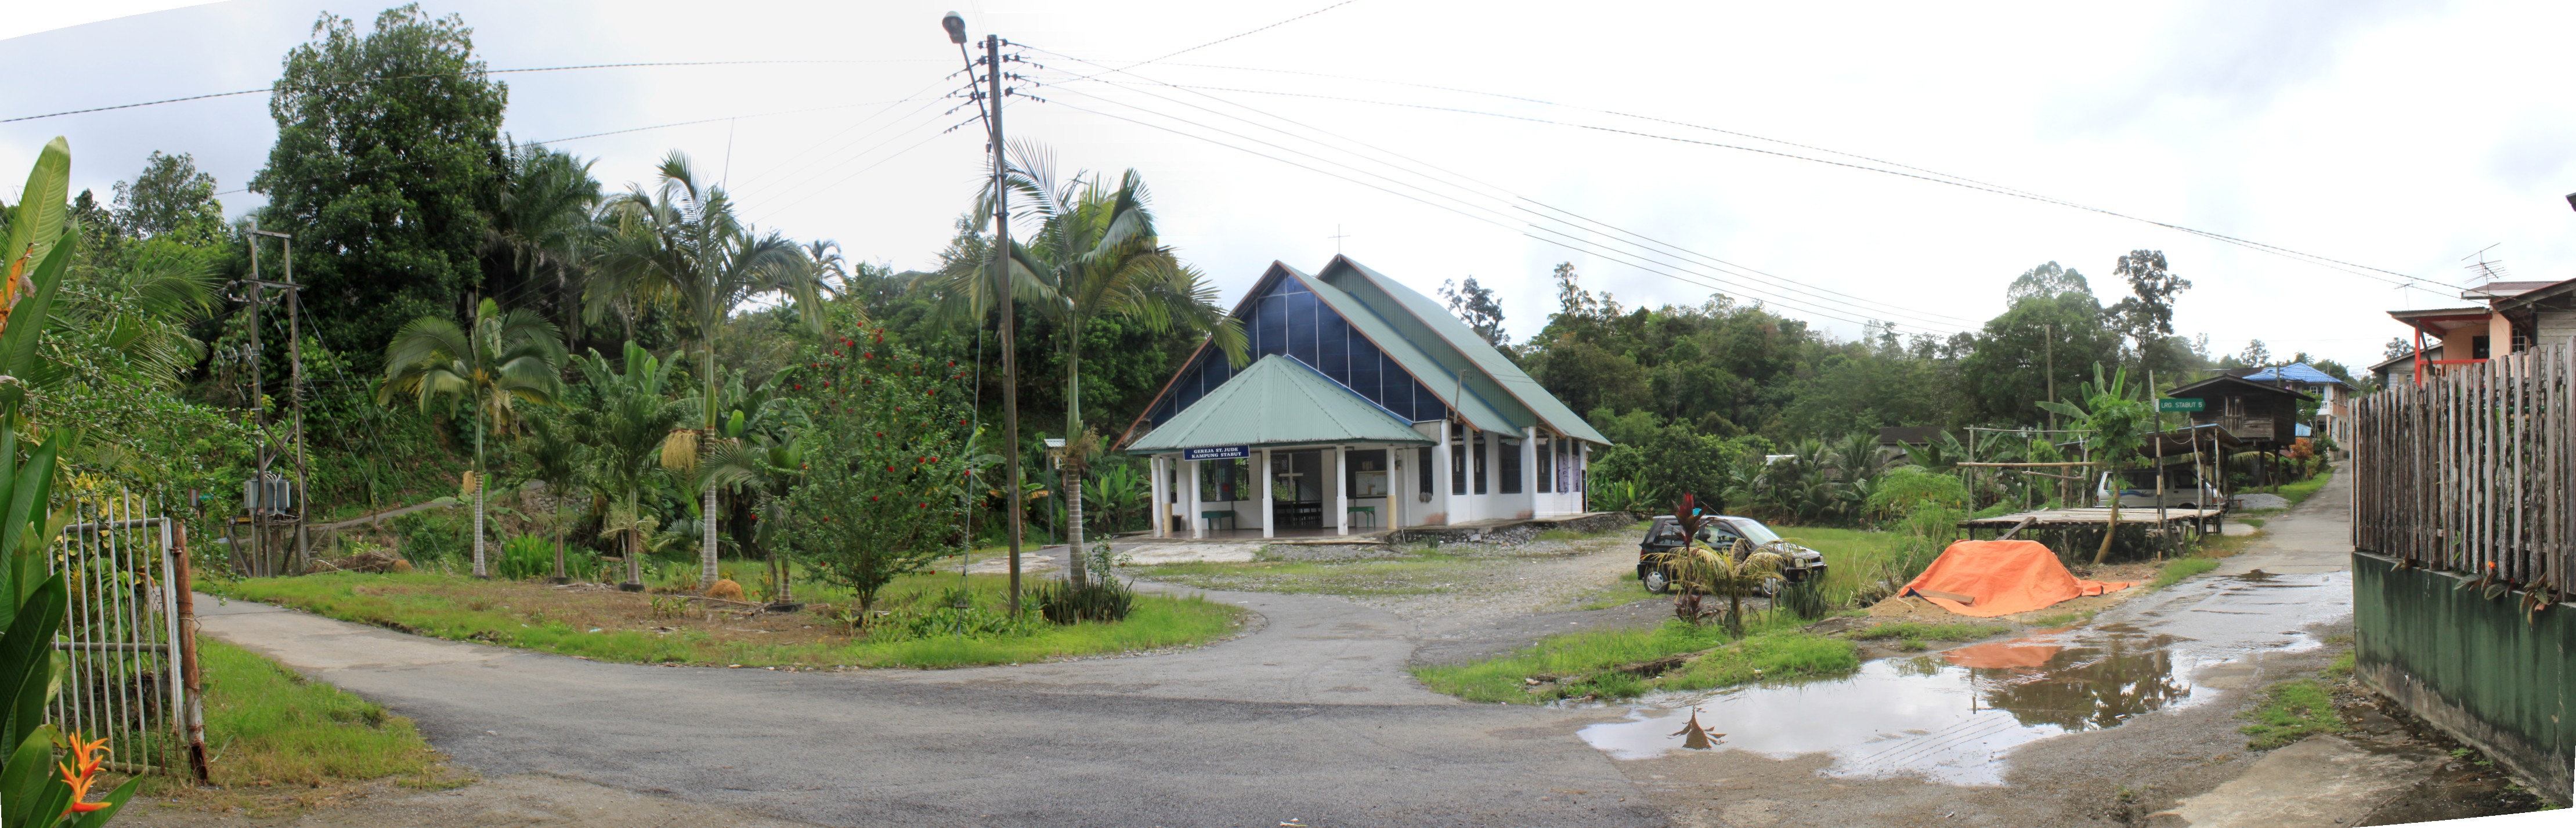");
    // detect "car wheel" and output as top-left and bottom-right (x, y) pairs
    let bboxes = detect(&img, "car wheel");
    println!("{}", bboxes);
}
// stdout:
(1758, 576), (1785, 597)
(1642, 567), (1671, 594)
